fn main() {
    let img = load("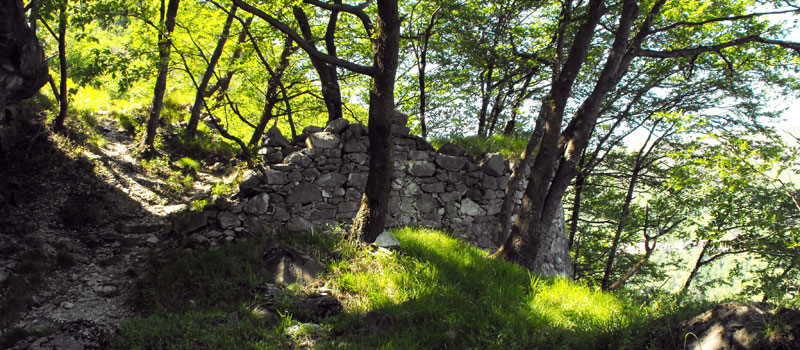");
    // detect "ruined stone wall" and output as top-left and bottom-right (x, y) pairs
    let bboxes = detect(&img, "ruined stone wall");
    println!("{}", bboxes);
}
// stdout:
(203, 114), (526, 249)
